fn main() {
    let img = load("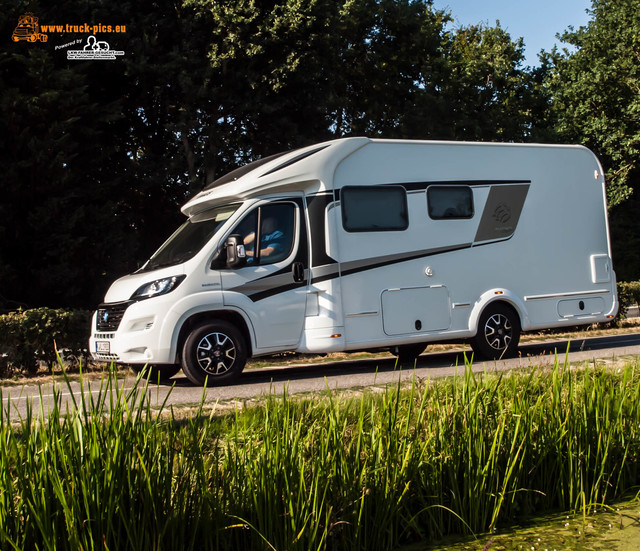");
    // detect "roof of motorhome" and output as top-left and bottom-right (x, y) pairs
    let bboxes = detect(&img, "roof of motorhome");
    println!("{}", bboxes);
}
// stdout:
(181, 137), (370, 215)
(180, 137), (596, 217)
